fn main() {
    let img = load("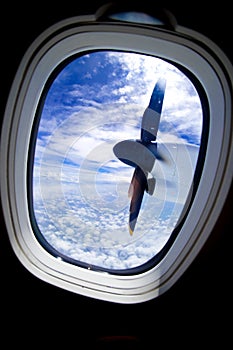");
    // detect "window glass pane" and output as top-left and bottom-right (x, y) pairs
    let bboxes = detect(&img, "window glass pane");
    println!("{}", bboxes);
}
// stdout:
(32, 51), (203, 271)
